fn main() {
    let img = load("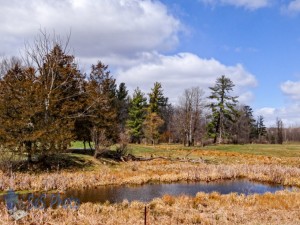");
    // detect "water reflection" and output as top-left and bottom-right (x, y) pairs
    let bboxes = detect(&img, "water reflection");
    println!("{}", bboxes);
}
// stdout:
(0, 180), (293, 205)
(63, 180), (291, 203)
